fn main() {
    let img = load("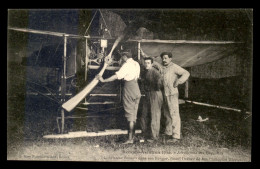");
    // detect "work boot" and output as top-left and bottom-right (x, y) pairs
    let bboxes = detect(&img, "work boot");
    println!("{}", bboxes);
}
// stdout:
(147, 136), (159, 143)
(161, 134), (172, 144)
(147, 139), (154, 143)
(167, 138), (180, 143)
(122, 139), (134, 144)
